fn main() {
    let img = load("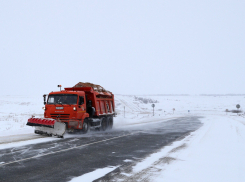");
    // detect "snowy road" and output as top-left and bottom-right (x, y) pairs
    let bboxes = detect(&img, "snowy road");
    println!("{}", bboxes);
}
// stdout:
(0, 116), (201, 182)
